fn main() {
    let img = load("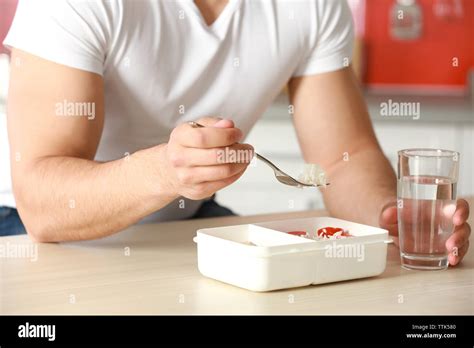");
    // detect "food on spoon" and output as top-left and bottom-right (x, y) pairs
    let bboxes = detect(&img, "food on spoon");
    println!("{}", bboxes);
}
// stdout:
(298, 163), (327, 186)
